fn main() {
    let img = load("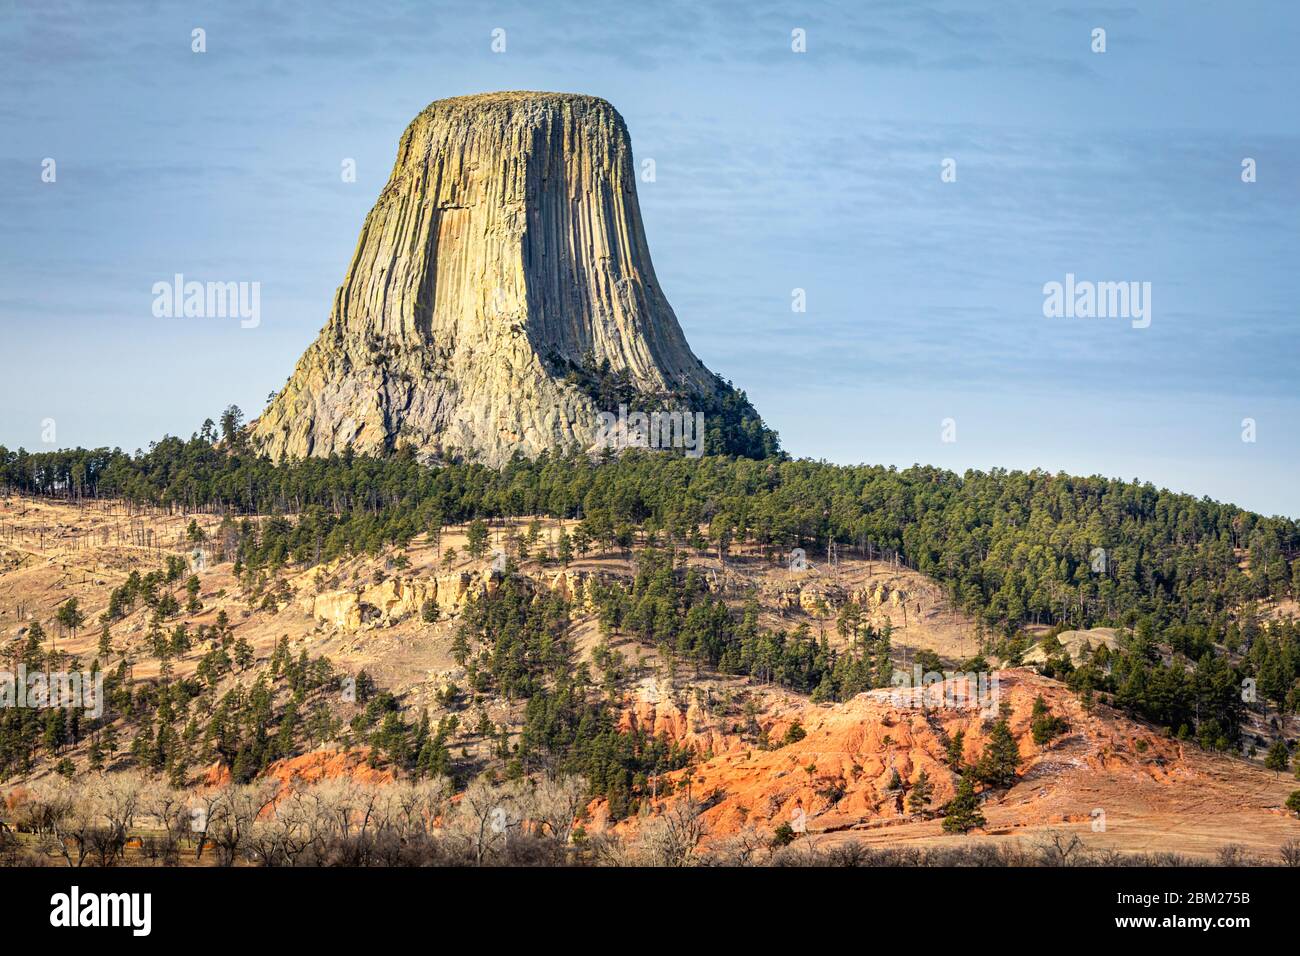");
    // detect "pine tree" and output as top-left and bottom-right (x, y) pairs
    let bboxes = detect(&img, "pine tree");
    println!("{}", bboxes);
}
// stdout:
(1265, 739), (1290, 776)
(974, 718), (1021, 788)
(572, 525), (592, 559)
(270, 636), (290, 677)
(131, 716), (156, 767)
(1030, 695), (1067, 745)
(942, 776), (986, 834)
(354, 670), (376, 703)
(466, 519), (490, 559)
(451, 626), (471, 667)
(945, 729), (965, 773)
(306, 701), (336, 747)
(836, 601), (862, 642)
(167, 753), (188, 789)
(907, 769), (934, 815)
(219, 404), (244, 445)
(412, 709), (430, 756)
(185, 575), (202, 613)
(55, 597), (85, 646)
(101, 721), (119, 757)
(42, 709), (66, 753)
(25, 622), (46, 668)
(275, 699), (300, 758)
